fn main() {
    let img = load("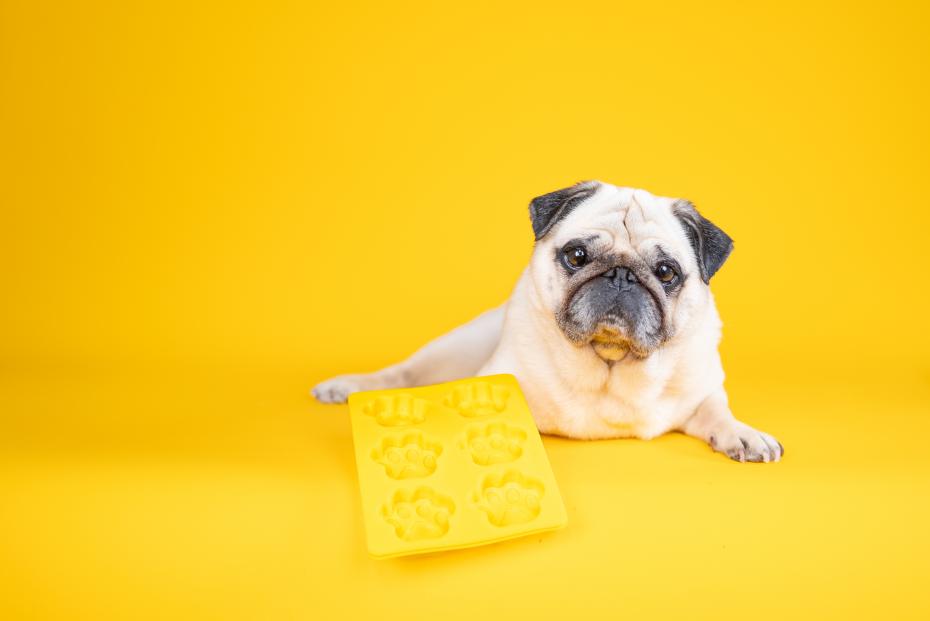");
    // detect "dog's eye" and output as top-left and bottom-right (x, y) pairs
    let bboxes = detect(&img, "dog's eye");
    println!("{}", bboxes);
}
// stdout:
(655, 263), (677, 283)
(562, 246), (588, 271)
